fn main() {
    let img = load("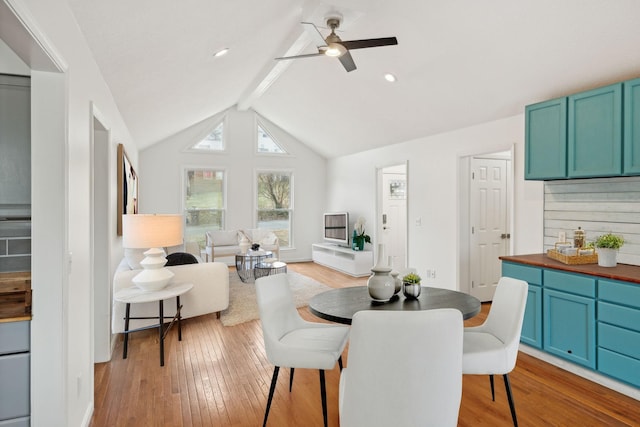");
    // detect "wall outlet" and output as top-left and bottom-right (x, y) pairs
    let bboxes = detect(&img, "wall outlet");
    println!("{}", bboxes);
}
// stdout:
(425, 269), (436, 279)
